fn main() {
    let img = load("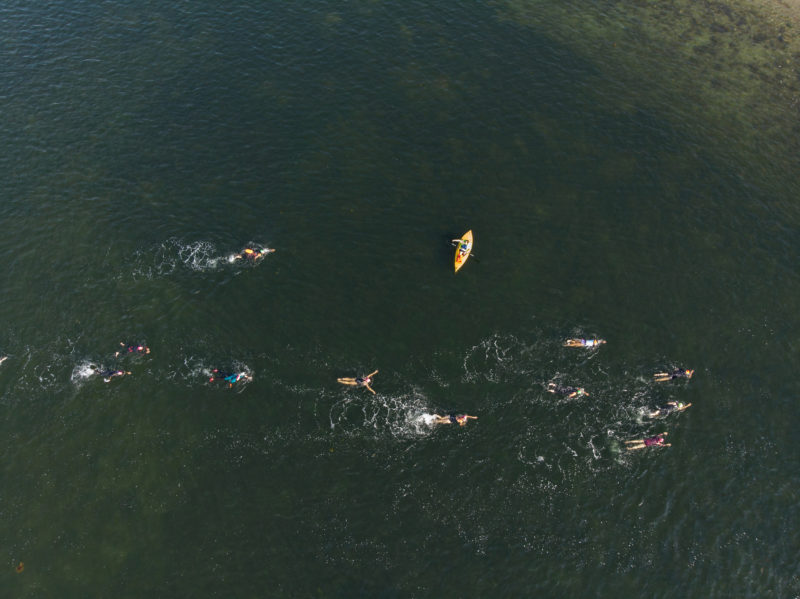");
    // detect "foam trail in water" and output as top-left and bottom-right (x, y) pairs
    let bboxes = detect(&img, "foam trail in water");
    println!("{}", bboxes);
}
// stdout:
(166, 356), (254, 393)
(177, 240), (222, 271)
(329, 388), (437, 439)
(130, 238), (273, 280)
